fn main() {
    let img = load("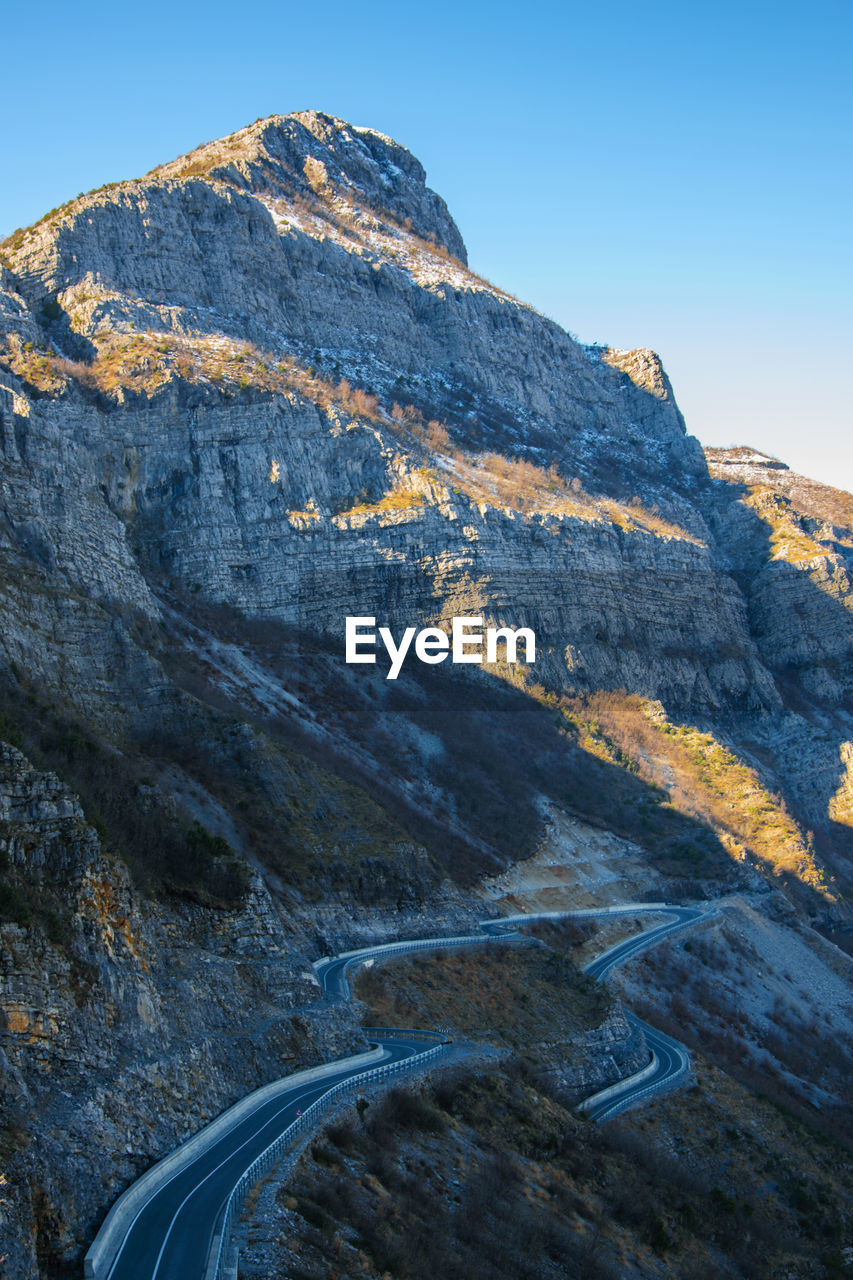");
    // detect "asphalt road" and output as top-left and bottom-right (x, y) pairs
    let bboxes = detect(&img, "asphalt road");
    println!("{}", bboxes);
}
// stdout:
(581, 1013), (691, 1122)
(93, 903), (706, 1278)
(103, 1034), (428, 1280)
(476, 904), (704, 1117)
(581, 906), (706, 980)
(316, 904), (707, 998)
(315, 906), (706, 1123)
(314, 935), (492, 1000)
